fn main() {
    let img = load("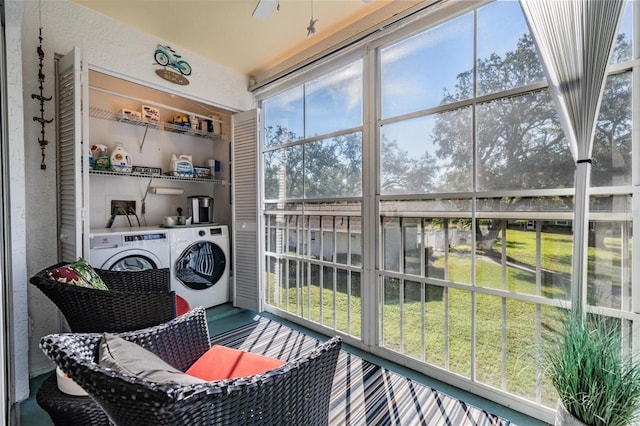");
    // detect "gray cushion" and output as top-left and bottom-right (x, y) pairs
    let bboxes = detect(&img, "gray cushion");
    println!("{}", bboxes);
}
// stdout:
(98, 333), (205, 385)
